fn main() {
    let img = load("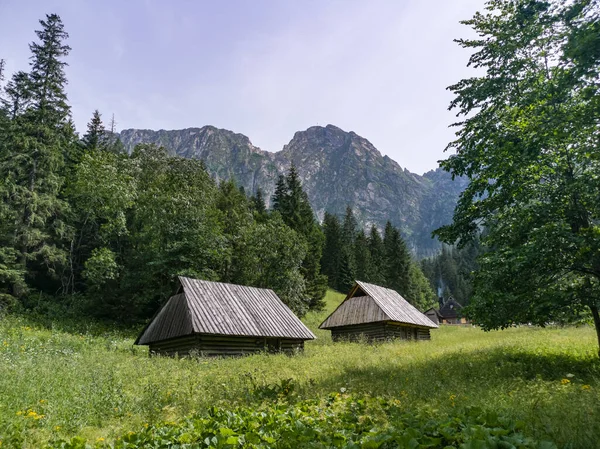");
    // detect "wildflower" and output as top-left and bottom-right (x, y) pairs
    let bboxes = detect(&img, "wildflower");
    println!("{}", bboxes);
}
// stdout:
(340, 387), (347, 393)
(39, 399), (46, 404)
(54, 426), (61, 431)
(560, 378), (570, 385)
(96, 437), (105, 442)
(16, 411), (23, 416)
(566, 373), (575, 378)
(582, 385), (591, 391)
